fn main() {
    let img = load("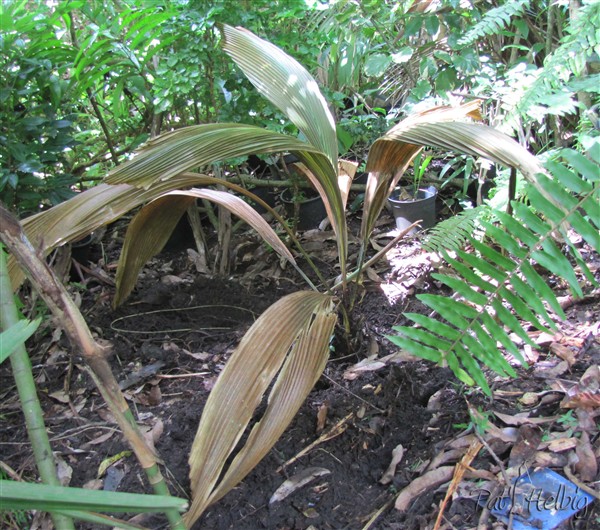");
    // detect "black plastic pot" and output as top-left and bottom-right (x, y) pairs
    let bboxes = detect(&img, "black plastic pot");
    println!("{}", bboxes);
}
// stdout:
(280, 188), (327, 230)
(247, 185), (278, 214)
(387, 186), (437, 234)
